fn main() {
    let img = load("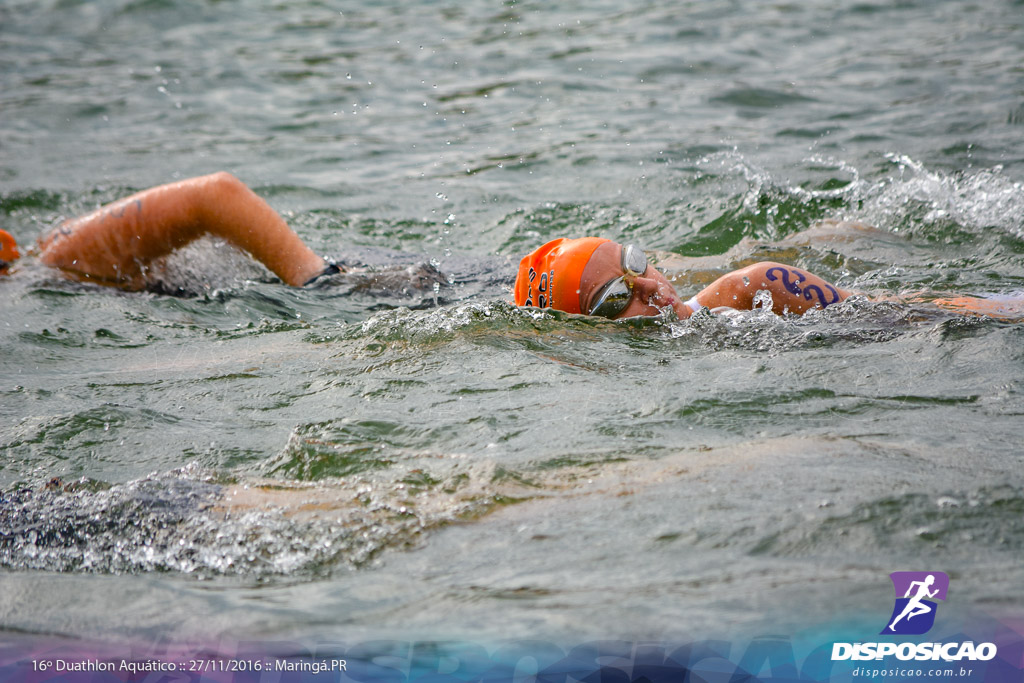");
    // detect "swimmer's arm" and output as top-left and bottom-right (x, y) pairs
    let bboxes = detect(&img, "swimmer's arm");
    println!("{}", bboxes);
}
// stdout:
(38, 172), (328, 288)
(691, 261), (850, 315)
